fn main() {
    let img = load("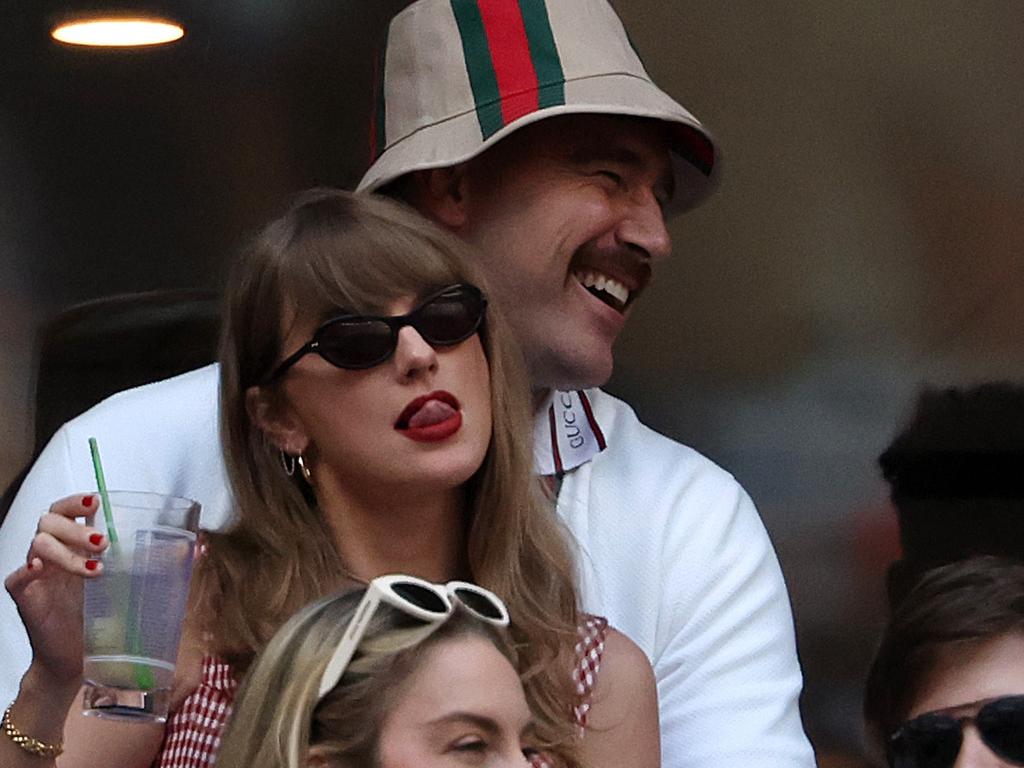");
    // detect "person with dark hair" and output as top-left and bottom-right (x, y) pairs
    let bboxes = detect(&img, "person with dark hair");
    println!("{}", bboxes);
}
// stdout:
(863, 556), (1024, 768)
(879, 382), (1024, 608)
